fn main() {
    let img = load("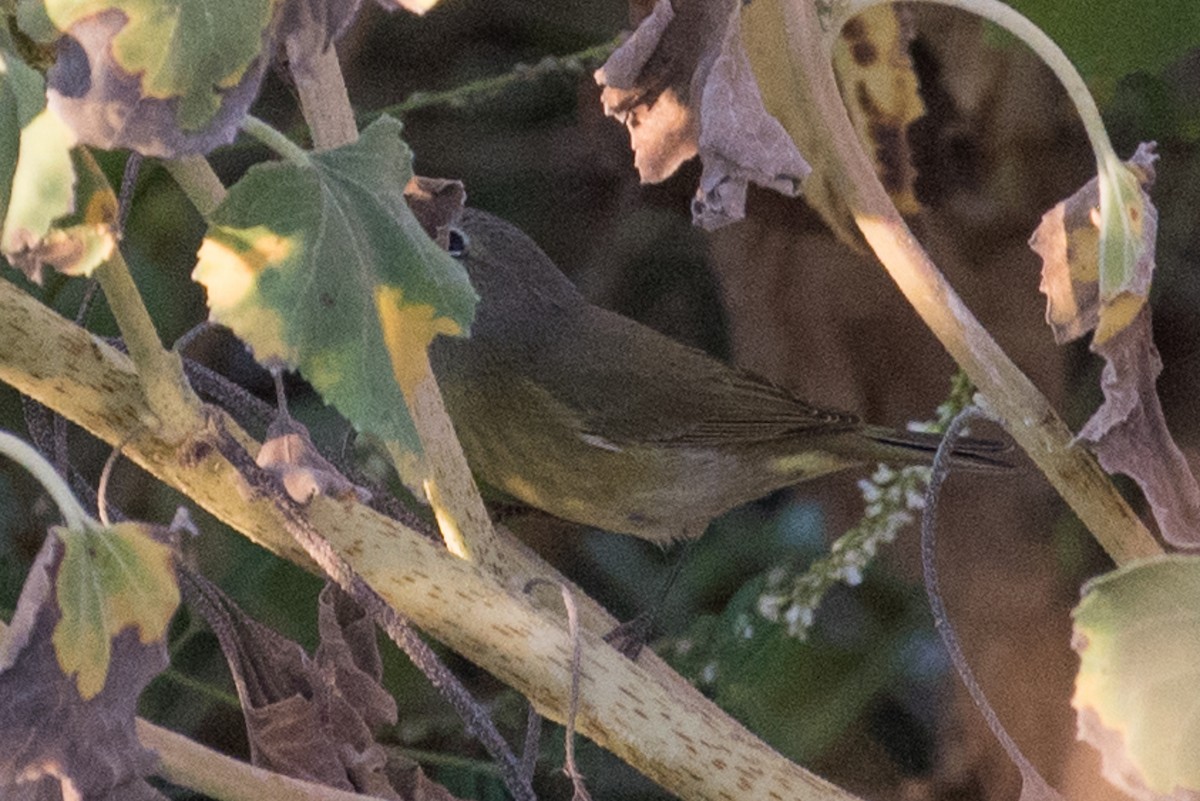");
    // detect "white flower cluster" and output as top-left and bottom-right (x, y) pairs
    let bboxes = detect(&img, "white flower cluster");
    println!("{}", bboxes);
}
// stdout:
(755, 463), (933, 639)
